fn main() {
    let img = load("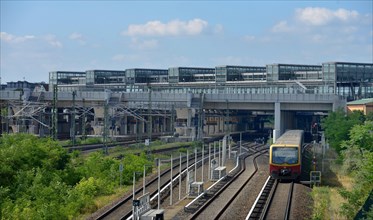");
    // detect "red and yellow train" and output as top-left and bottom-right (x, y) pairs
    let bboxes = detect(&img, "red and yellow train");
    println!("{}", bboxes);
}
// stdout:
(269, 130), (304, 180)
